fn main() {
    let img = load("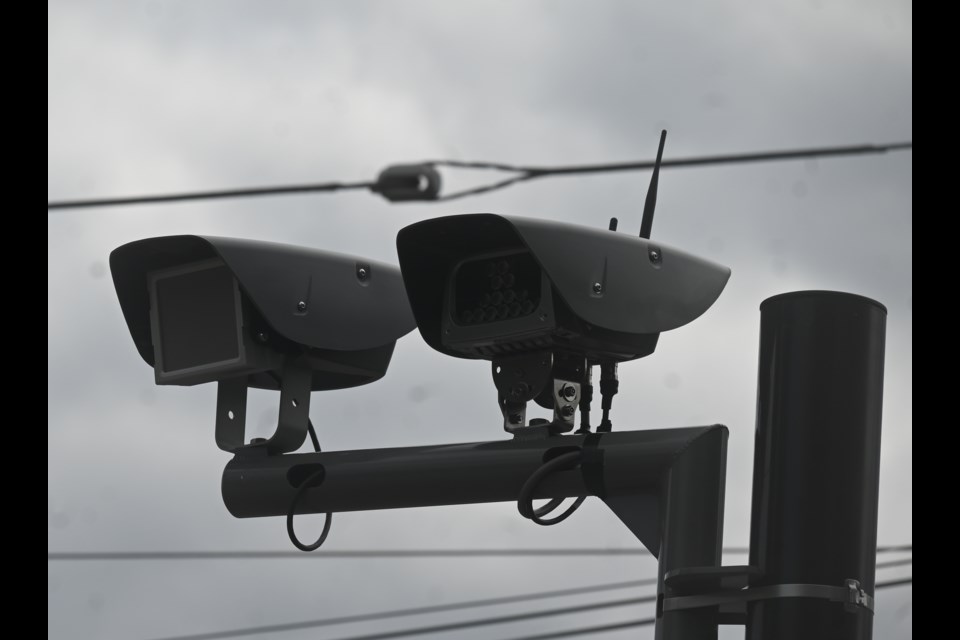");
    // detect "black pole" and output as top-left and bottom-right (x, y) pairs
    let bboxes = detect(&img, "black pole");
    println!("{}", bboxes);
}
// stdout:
(221, 427), (723, 519)
(747, 291), (886, 640)
(656, 427), (727, 640)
